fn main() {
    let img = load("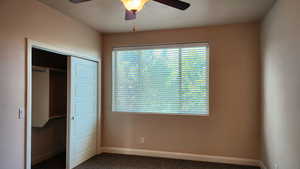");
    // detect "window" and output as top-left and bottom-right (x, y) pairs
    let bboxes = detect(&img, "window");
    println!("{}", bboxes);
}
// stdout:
(112, 43), (209, 115)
